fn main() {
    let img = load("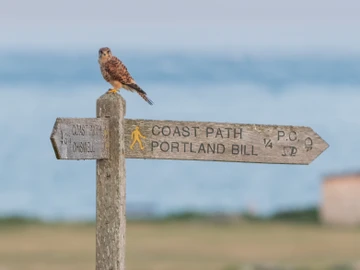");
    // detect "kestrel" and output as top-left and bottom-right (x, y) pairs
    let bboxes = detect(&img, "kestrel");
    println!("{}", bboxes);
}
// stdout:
(98, 47), (154, 105)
